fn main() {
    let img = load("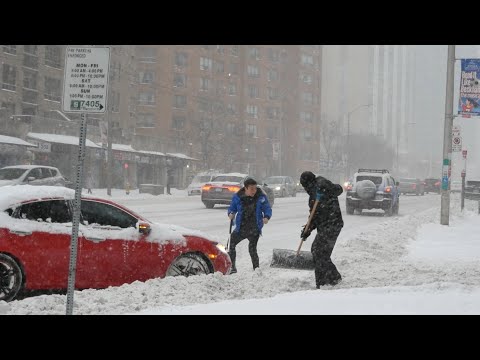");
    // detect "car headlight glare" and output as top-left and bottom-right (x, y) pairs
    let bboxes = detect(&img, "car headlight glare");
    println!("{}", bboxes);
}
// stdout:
(275, 186), (281, 190)
(216, 243), (227, 253)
